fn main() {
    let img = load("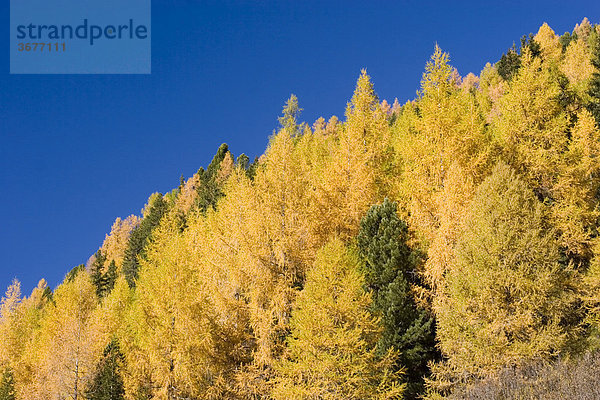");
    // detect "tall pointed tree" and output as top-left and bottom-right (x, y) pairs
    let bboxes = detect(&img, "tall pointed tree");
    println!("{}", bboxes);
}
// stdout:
(357, 199), (437, 399)
(273, 238), (403, 400)
(85, 338), (125, 400)
(99, 215), (140, 269)
(319, 69), (391, 239)
(195, 143), (234, 213)
(9, 279), (51, 399)
(0, 280), (21, 369)
(35, 272), (101, 400)
(395, 45), (489, 247)
(123, 193), (168, 287)
(90, 250), (108, 299)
